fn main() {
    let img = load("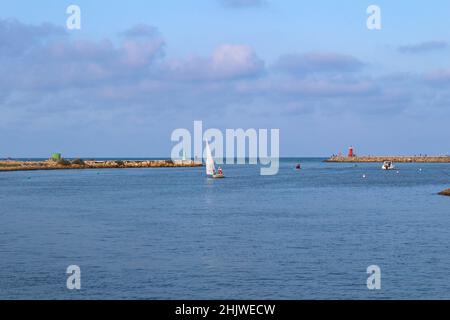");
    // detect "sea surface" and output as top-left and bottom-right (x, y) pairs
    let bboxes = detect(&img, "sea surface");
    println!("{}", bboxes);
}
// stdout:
(0, 158), (449, 299)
